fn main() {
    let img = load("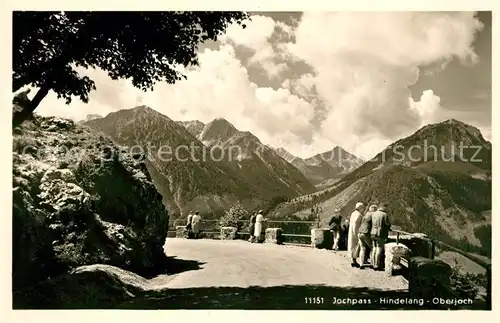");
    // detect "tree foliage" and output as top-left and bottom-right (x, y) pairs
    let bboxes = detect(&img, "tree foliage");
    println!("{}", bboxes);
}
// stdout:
(12, 11), (250, 125)
(218, 202), (249, 231)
